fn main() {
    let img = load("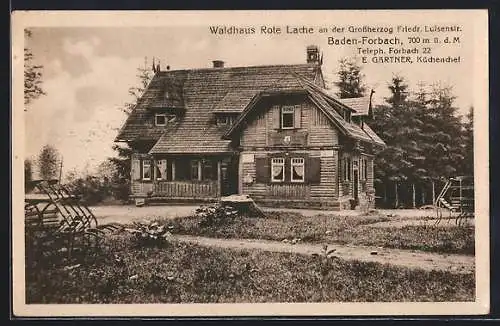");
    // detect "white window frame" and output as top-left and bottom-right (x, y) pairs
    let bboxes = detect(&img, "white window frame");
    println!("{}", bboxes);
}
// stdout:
(142, 160), (152, 181)
(271, 158), (285, 183)
(155, 113), (166, 126)
(281, 106), (295, 129)
(290, 157), (305, 183)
